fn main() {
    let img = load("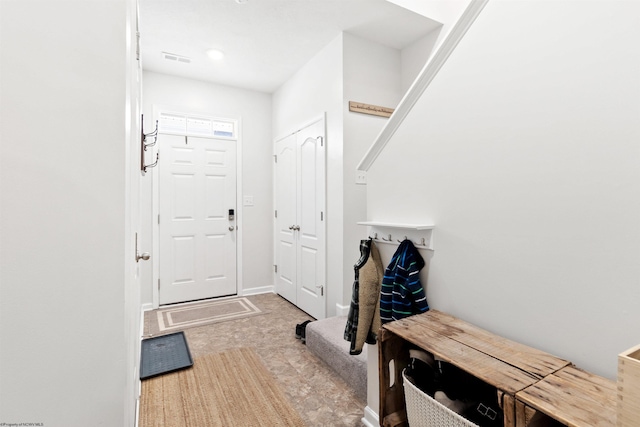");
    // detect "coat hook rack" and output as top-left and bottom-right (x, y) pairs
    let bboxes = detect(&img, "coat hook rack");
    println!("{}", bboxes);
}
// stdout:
(140, 114), (160, 174)
(359, 221), (434, 250)
(395, 236), (428, 247)
(143, 119), (158, 150)
(143, 151), (159, 173)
